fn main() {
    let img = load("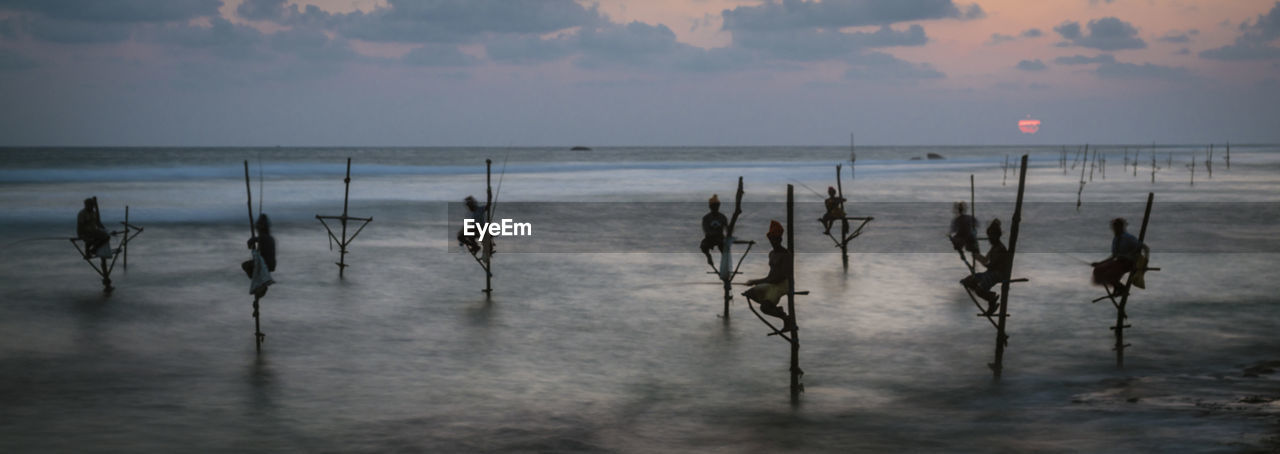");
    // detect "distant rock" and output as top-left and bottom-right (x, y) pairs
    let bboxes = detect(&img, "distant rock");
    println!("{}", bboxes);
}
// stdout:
(927, 152), (945, 160)
(570, 146), (592, 151)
